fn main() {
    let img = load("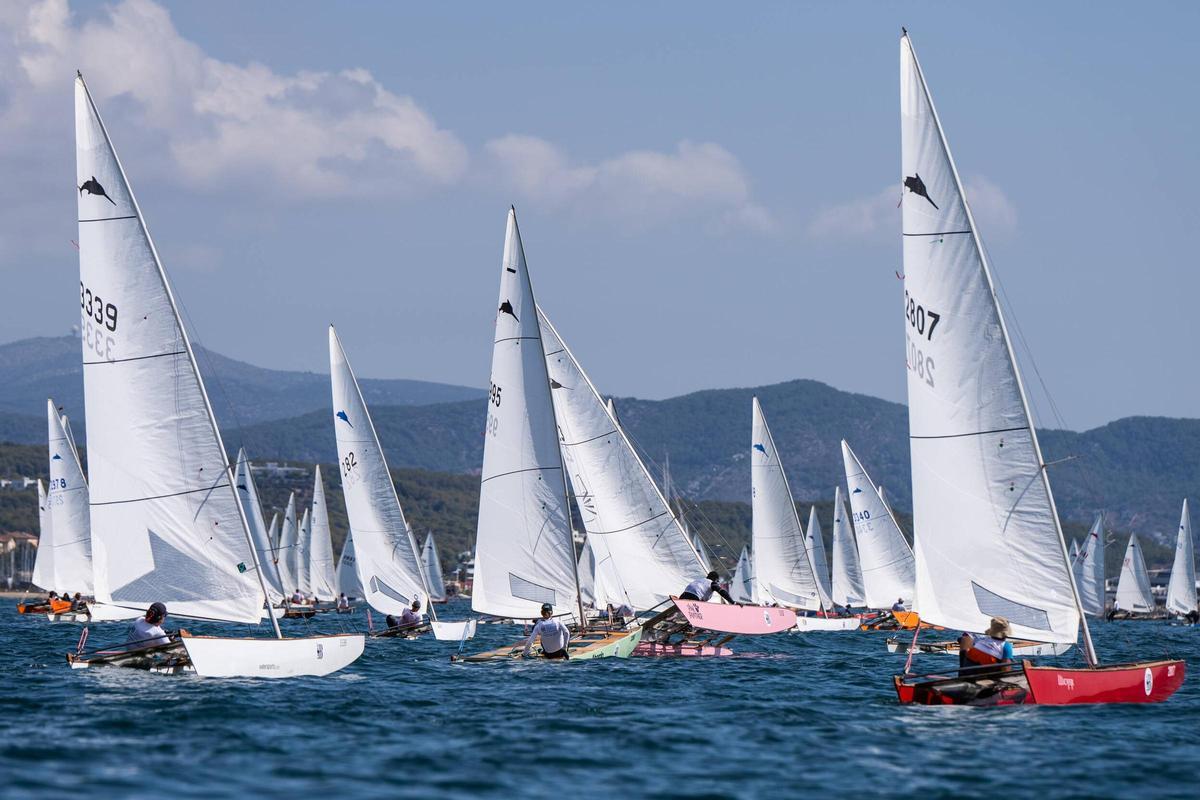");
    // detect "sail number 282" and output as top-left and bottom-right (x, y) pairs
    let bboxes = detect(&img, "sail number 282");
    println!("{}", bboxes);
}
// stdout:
(904, 291), (939, 341)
